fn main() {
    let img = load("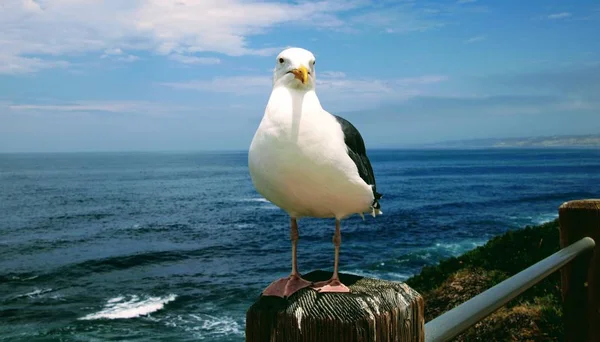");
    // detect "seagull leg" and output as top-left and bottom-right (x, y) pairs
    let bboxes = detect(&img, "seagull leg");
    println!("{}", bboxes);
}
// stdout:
(312, 219), (351, 293)
(262, 217), (313, 298)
